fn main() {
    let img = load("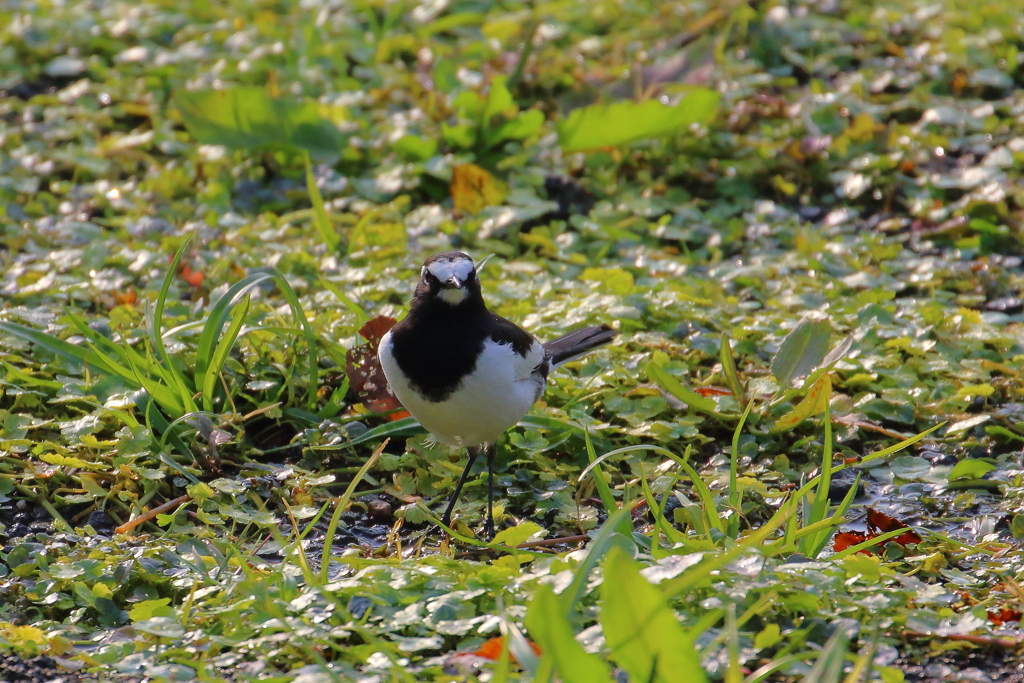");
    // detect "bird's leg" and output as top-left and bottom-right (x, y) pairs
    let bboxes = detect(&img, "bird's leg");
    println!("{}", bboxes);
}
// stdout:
(484, 443), (495, 540)
(441, 445), (480, 529)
